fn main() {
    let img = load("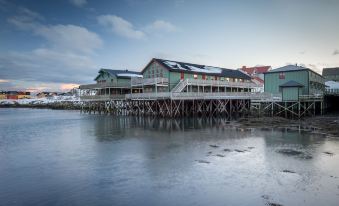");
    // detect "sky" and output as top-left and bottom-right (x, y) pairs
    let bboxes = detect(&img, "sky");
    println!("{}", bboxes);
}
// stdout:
(0, 0), (339, 92)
